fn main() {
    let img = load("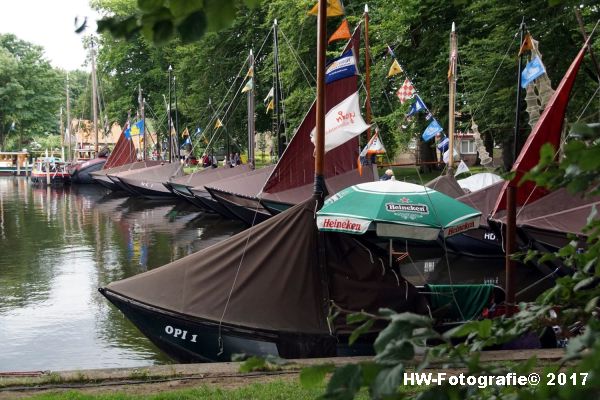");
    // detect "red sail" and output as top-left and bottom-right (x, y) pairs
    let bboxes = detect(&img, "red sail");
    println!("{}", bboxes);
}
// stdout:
(103, 125), (137, 169)
(492, 40), (589, 214)
(261, 25), (362, 194)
